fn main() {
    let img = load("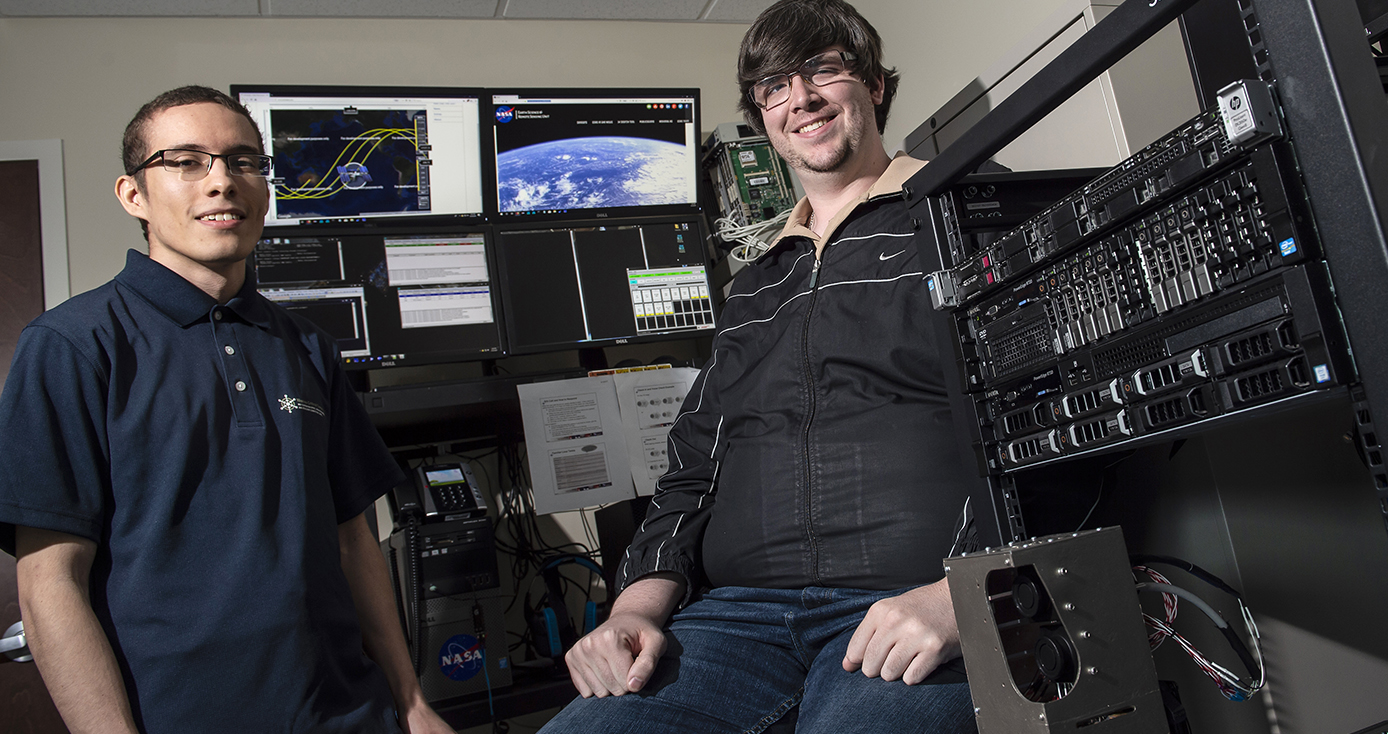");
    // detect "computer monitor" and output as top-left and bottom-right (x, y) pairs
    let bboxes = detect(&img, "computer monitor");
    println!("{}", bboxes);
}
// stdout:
(488, 88), (701, 222)
(494, 215), (716, 354)
(252, 226), (505, 369)
(232, 85), (488, 228)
